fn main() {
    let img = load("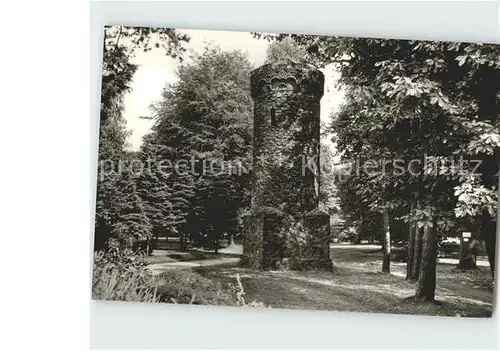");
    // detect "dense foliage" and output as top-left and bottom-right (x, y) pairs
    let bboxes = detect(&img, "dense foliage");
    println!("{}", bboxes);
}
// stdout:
(155, 270), (236, 305)
(257, 33), (499, 298)
(92, 248), (159, 302)
(94, 26), (190, 252)
(264, 36), (309, 64)
(136, 46), (253, 250)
